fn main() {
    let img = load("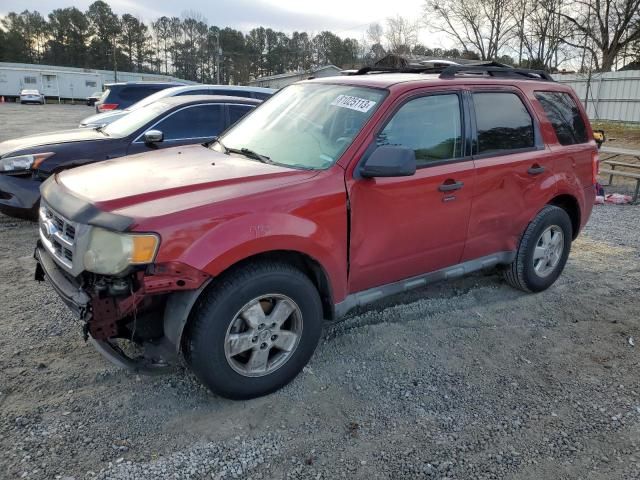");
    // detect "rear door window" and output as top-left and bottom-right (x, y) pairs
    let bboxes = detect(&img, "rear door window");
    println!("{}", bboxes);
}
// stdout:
(228, 104), (254, 125)
(377, 93), (463, 166)
(473, 92), (534, 154)
(153, 104), (224, 140)
(534, 91), (588, 145)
